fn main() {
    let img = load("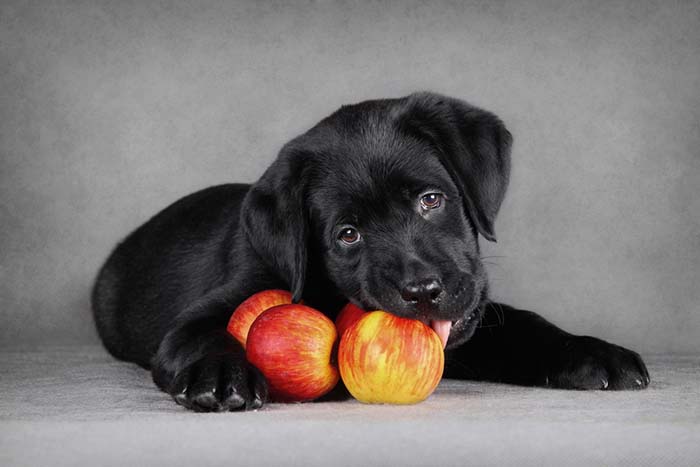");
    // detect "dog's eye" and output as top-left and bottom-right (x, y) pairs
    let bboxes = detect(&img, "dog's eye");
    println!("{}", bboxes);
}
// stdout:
(420, 193), (443, 210)
(338, 227), (361, 245)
